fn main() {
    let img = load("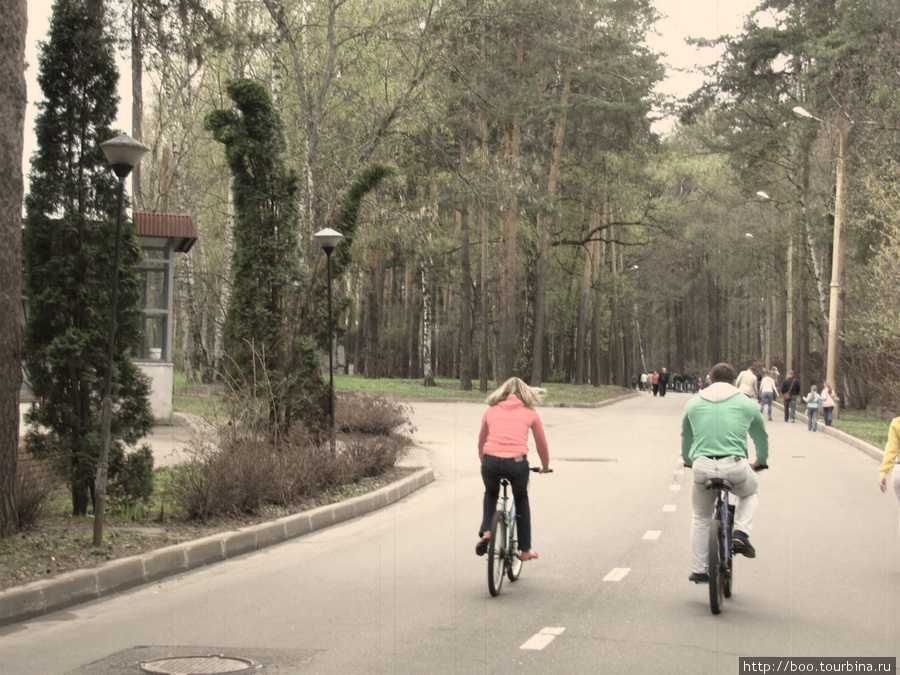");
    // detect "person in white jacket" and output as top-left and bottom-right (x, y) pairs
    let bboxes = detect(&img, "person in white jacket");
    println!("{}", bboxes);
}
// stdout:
(758, 369), (778, 421)
(735, 366), (759, 400)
